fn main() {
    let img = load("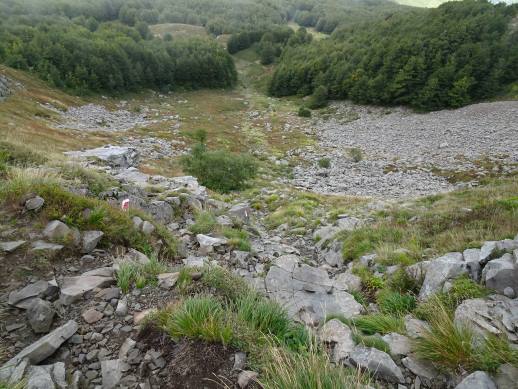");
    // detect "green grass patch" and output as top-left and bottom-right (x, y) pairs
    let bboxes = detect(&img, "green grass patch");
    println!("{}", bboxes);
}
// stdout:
(376, 290), (416, 316)
(189, 211), (217, 234)
(116, 256), (169, 293)
(349, 314), (405, 335)
(222, 227), (251, 251)
(337, 177), (518, 262)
